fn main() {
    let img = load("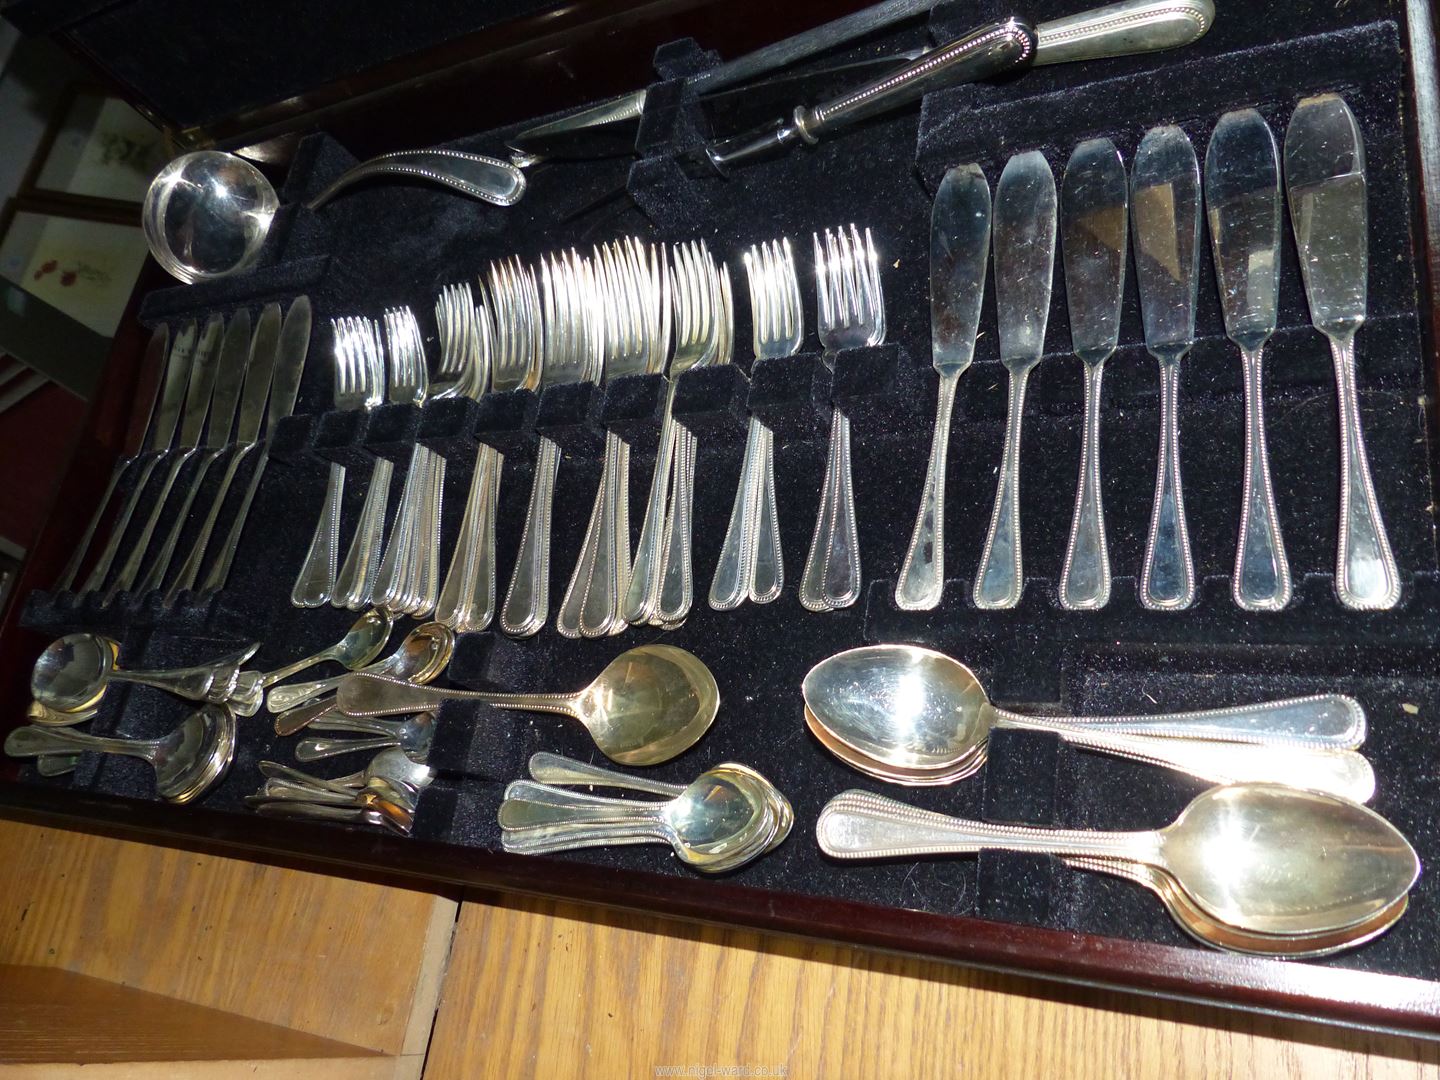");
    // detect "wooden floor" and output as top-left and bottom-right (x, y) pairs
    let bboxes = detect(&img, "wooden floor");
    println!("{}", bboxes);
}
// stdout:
(2, 818), (1439, 1078)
